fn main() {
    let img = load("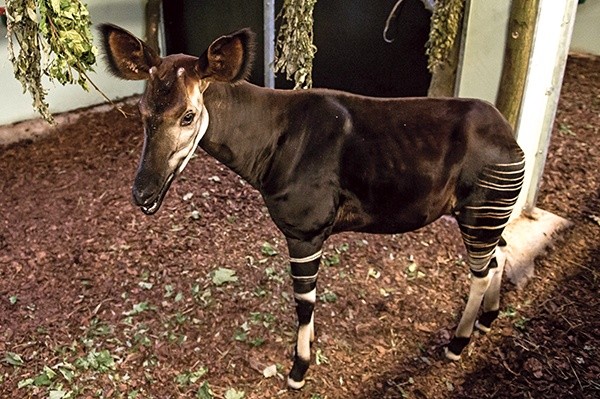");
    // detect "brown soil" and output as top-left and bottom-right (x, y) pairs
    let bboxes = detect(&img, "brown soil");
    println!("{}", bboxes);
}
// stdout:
(0, 56), (598, 399)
